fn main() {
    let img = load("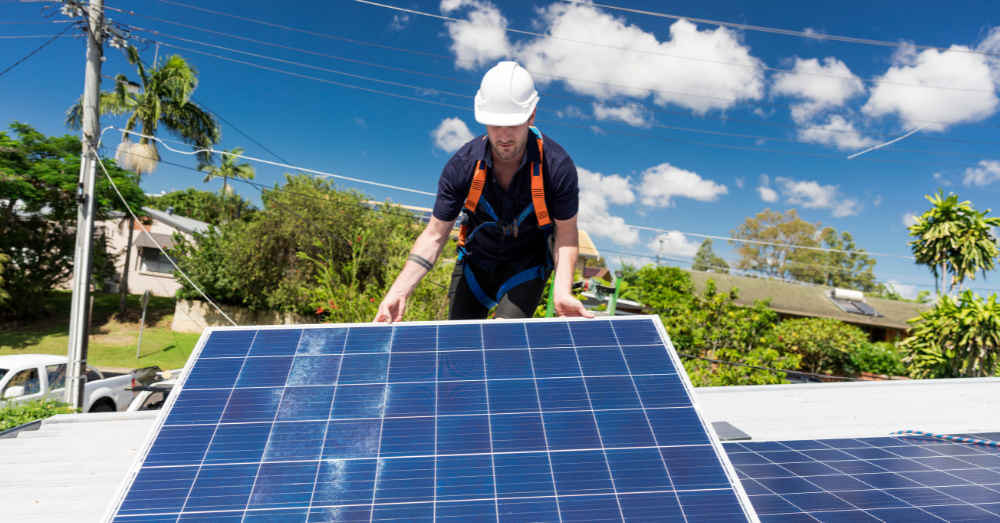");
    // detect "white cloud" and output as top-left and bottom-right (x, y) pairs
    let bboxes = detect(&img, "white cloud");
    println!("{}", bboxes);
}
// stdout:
(774, 176), (861, 217)
(773, 57), (866, 108)
(431, 117), (474, 153)
(756, 174), (779, 202)
(576, 167), (639, 245)
(795, 115), (878, 149)
(903, 213), (920, 227)
(647, 231), (700, 258)
(964, 160), (1000, 186)
(440, 0), (511, 70)
(389, 13), (410, 31)
(637, 163), (727, 207)
(873, 195), (882, 207)
(862, 34), (1000, 131)
(592, 103), (654, 127)
(735, 177), (745, 189)
(885, 280), (919, 300)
